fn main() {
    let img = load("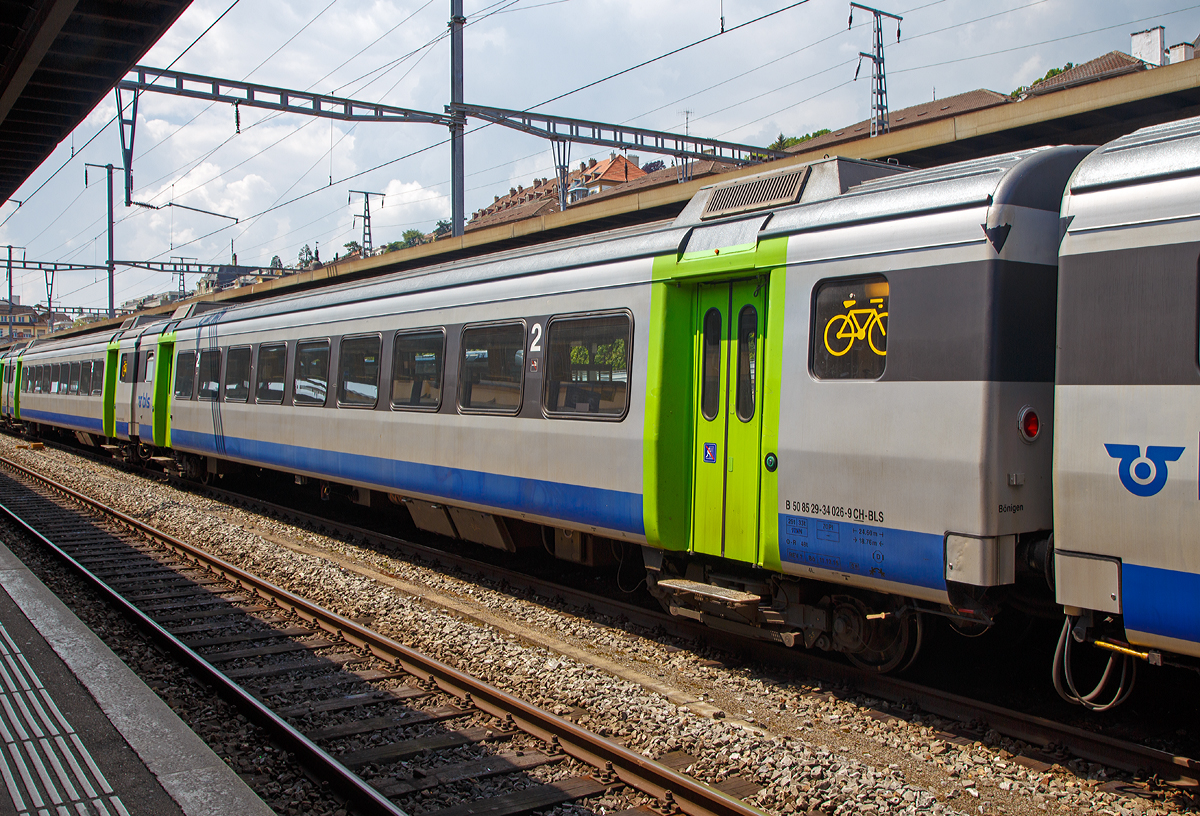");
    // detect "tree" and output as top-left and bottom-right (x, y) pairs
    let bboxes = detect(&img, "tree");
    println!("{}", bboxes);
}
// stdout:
(1011, 62), (1074, 98)
(343, 240), (362, 256)
(640, 159), (665, 173)
(402, 229), (424, 248)
(298, 244), (314, 266)
(769, 130), (831, 151)
(383, 241), (404, 253)
(270, 255), (283, 269)
(434, 219), (452, 236)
